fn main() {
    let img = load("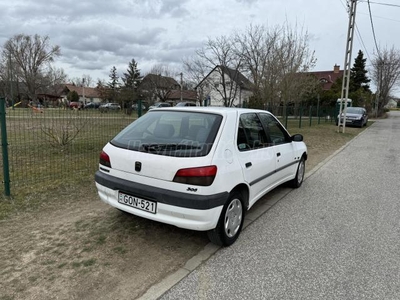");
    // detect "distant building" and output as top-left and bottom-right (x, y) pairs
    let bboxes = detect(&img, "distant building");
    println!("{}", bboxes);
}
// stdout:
(308, 64), (344, 90)
(385, 98), (398, 109)
(62, 84), (102, 104)
(195, 65), (252, 107)
(139, 74), (198, 106)
(167, 90), (198, 105)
